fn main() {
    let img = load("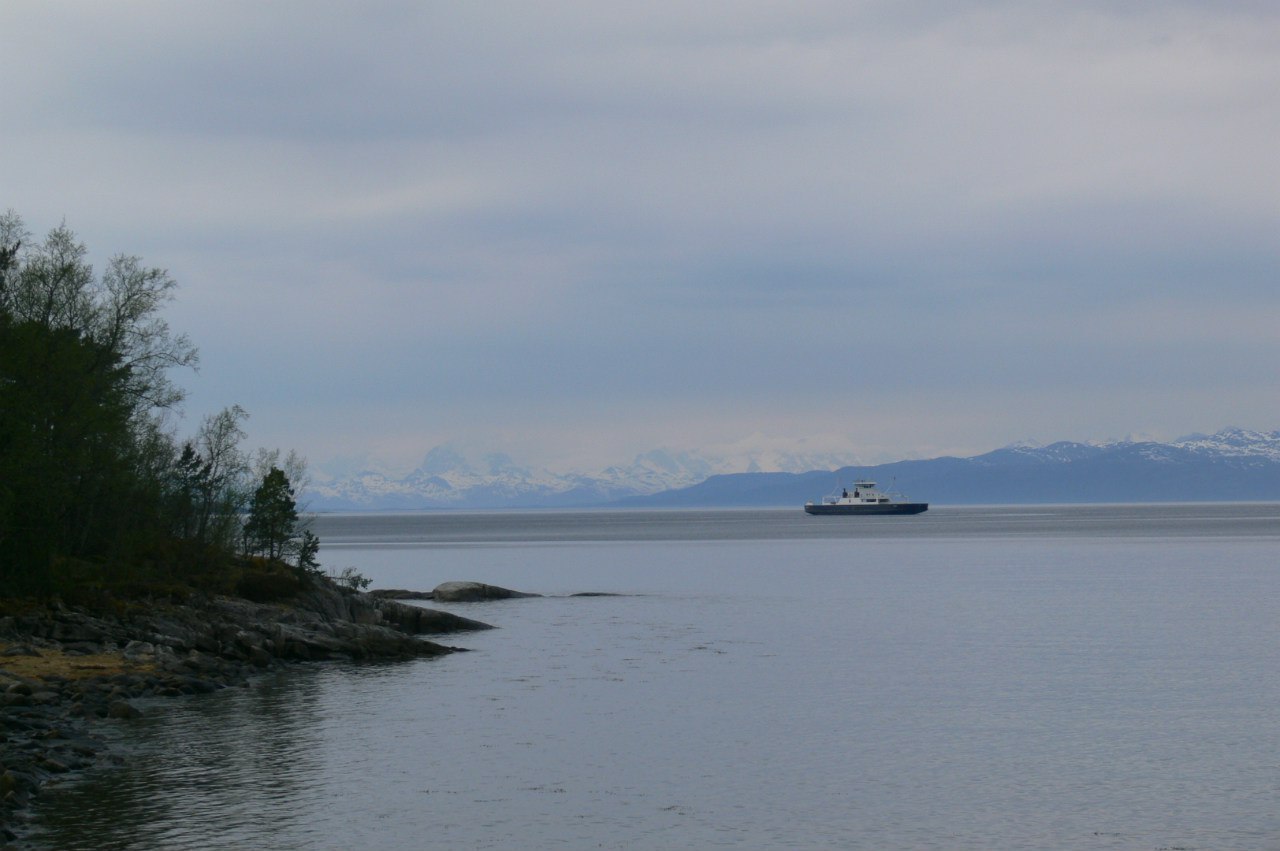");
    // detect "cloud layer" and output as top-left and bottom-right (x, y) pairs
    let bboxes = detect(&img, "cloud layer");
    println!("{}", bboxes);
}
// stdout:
(4, 2), (1277, 470)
